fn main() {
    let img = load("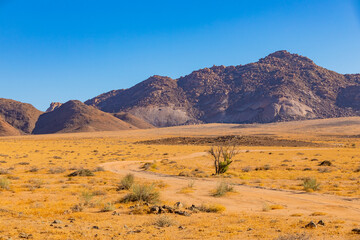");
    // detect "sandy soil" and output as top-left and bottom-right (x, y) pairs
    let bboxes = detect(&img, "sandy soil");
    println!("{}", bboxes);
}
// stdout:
(102, 149), (360, 226)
